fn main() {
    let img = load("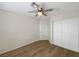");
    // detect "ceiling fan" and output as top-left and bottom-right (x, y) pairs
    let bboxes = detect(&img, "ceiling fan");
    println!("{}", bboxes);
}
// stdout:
(28, 2), (54, 16)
